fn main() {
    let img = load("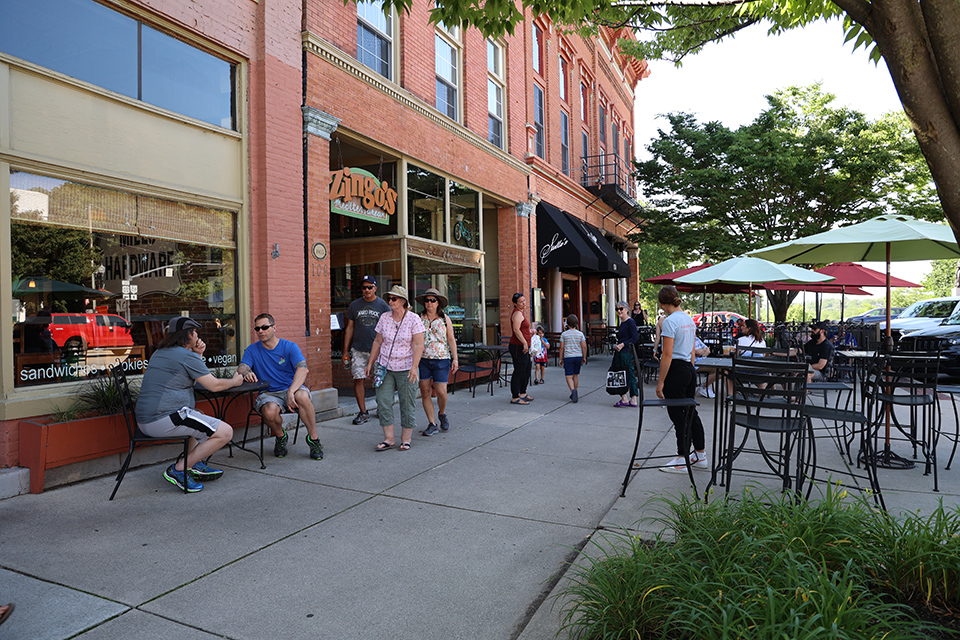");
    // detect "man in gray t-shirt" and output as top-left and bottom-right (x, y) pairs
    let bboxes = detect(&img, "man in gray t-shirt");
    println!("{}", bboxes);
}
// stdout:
(342, 275), (390, 424)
